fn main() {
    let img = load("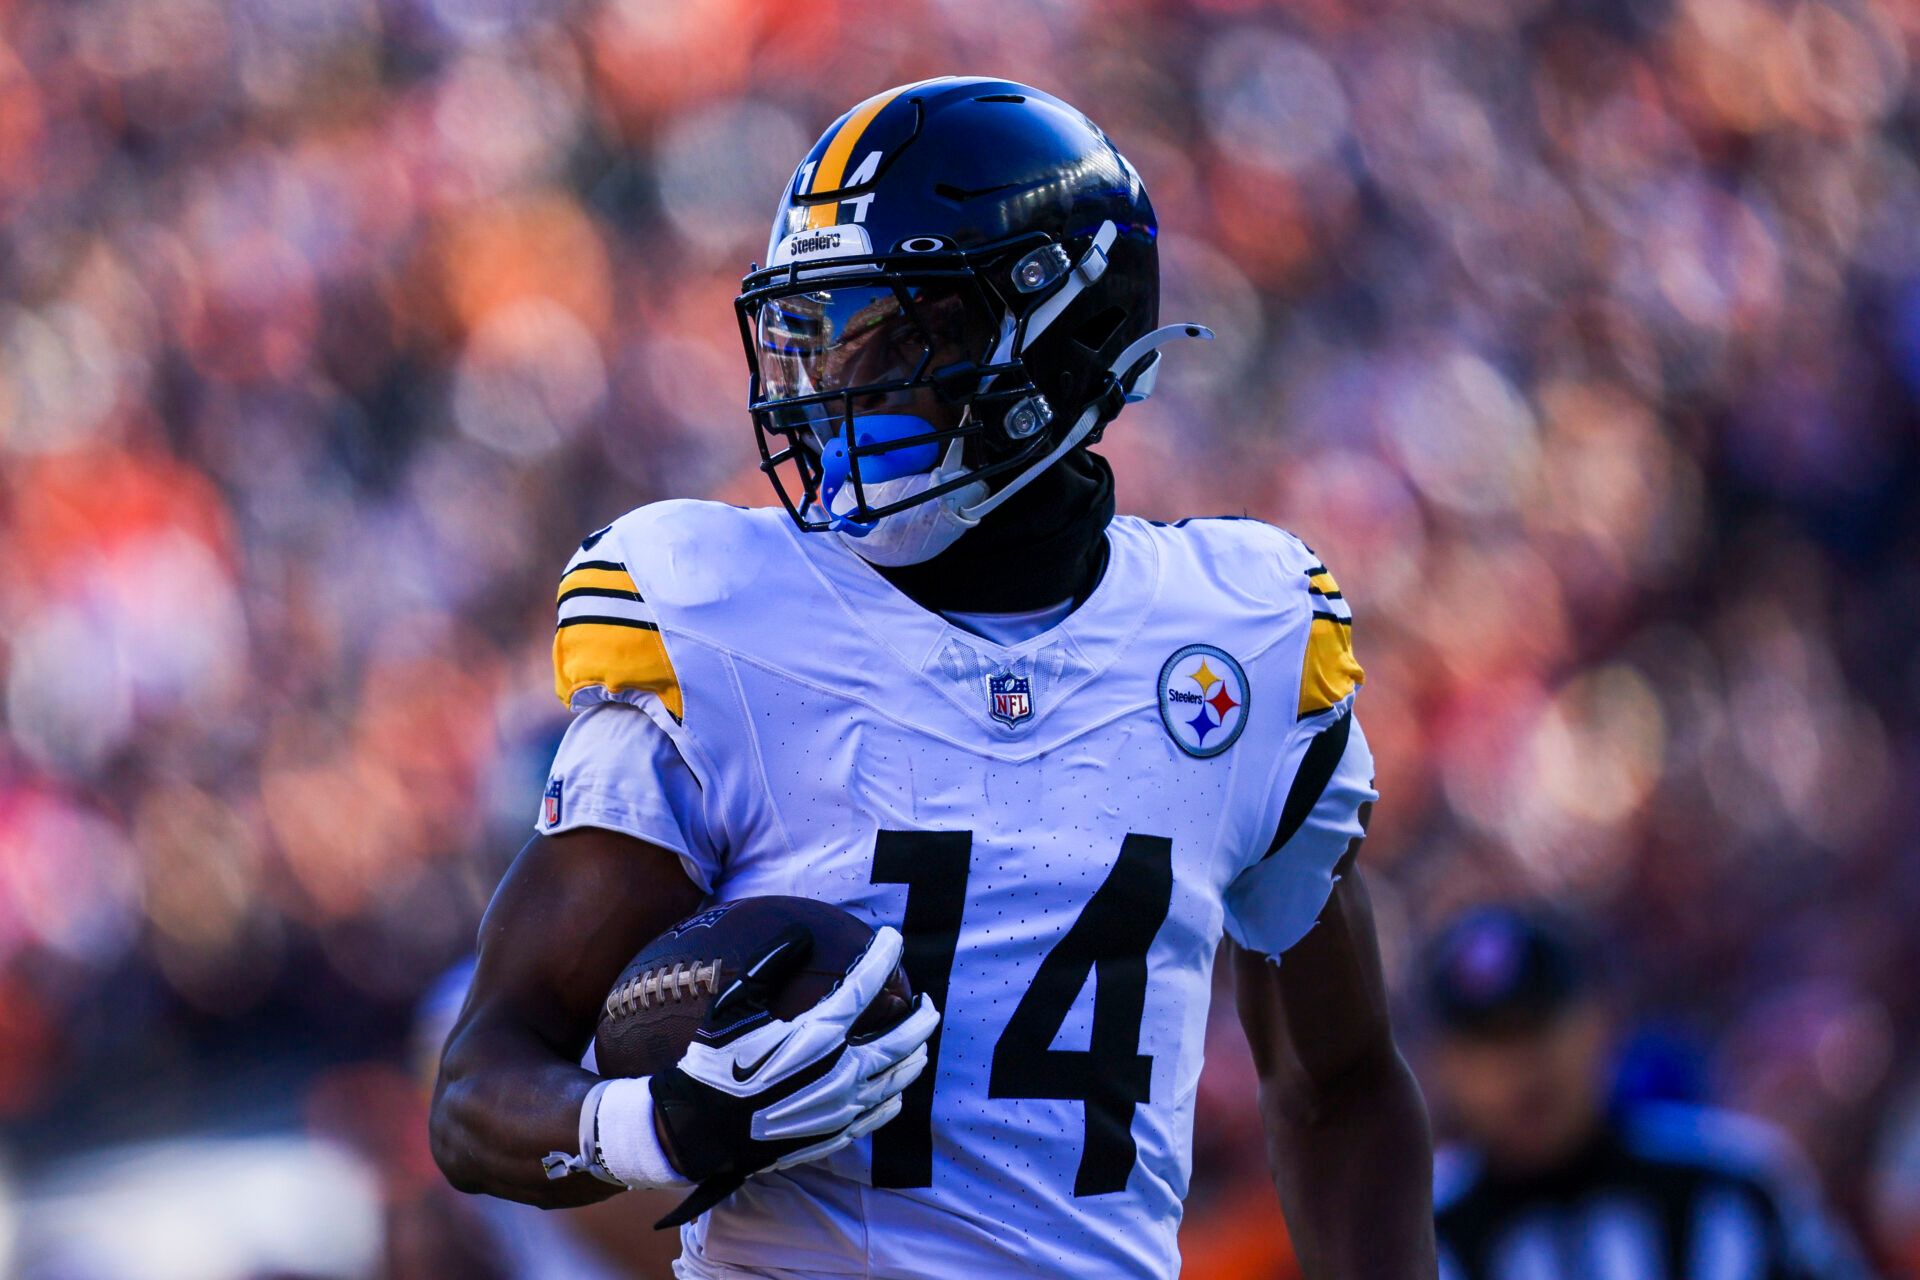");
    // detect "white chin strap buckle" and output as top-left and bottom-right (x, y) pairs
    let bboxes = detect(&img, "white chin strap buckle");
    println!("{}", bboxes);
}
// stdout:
(951, 322), (1214, 526)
